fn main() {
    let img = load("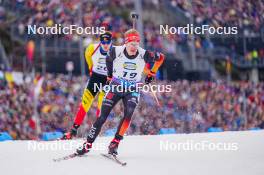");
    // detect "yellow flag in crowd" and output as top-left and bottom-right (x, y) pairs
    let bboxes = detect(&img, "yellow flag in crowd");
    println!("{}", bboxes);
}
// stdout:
(5, 72), (14, 83)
